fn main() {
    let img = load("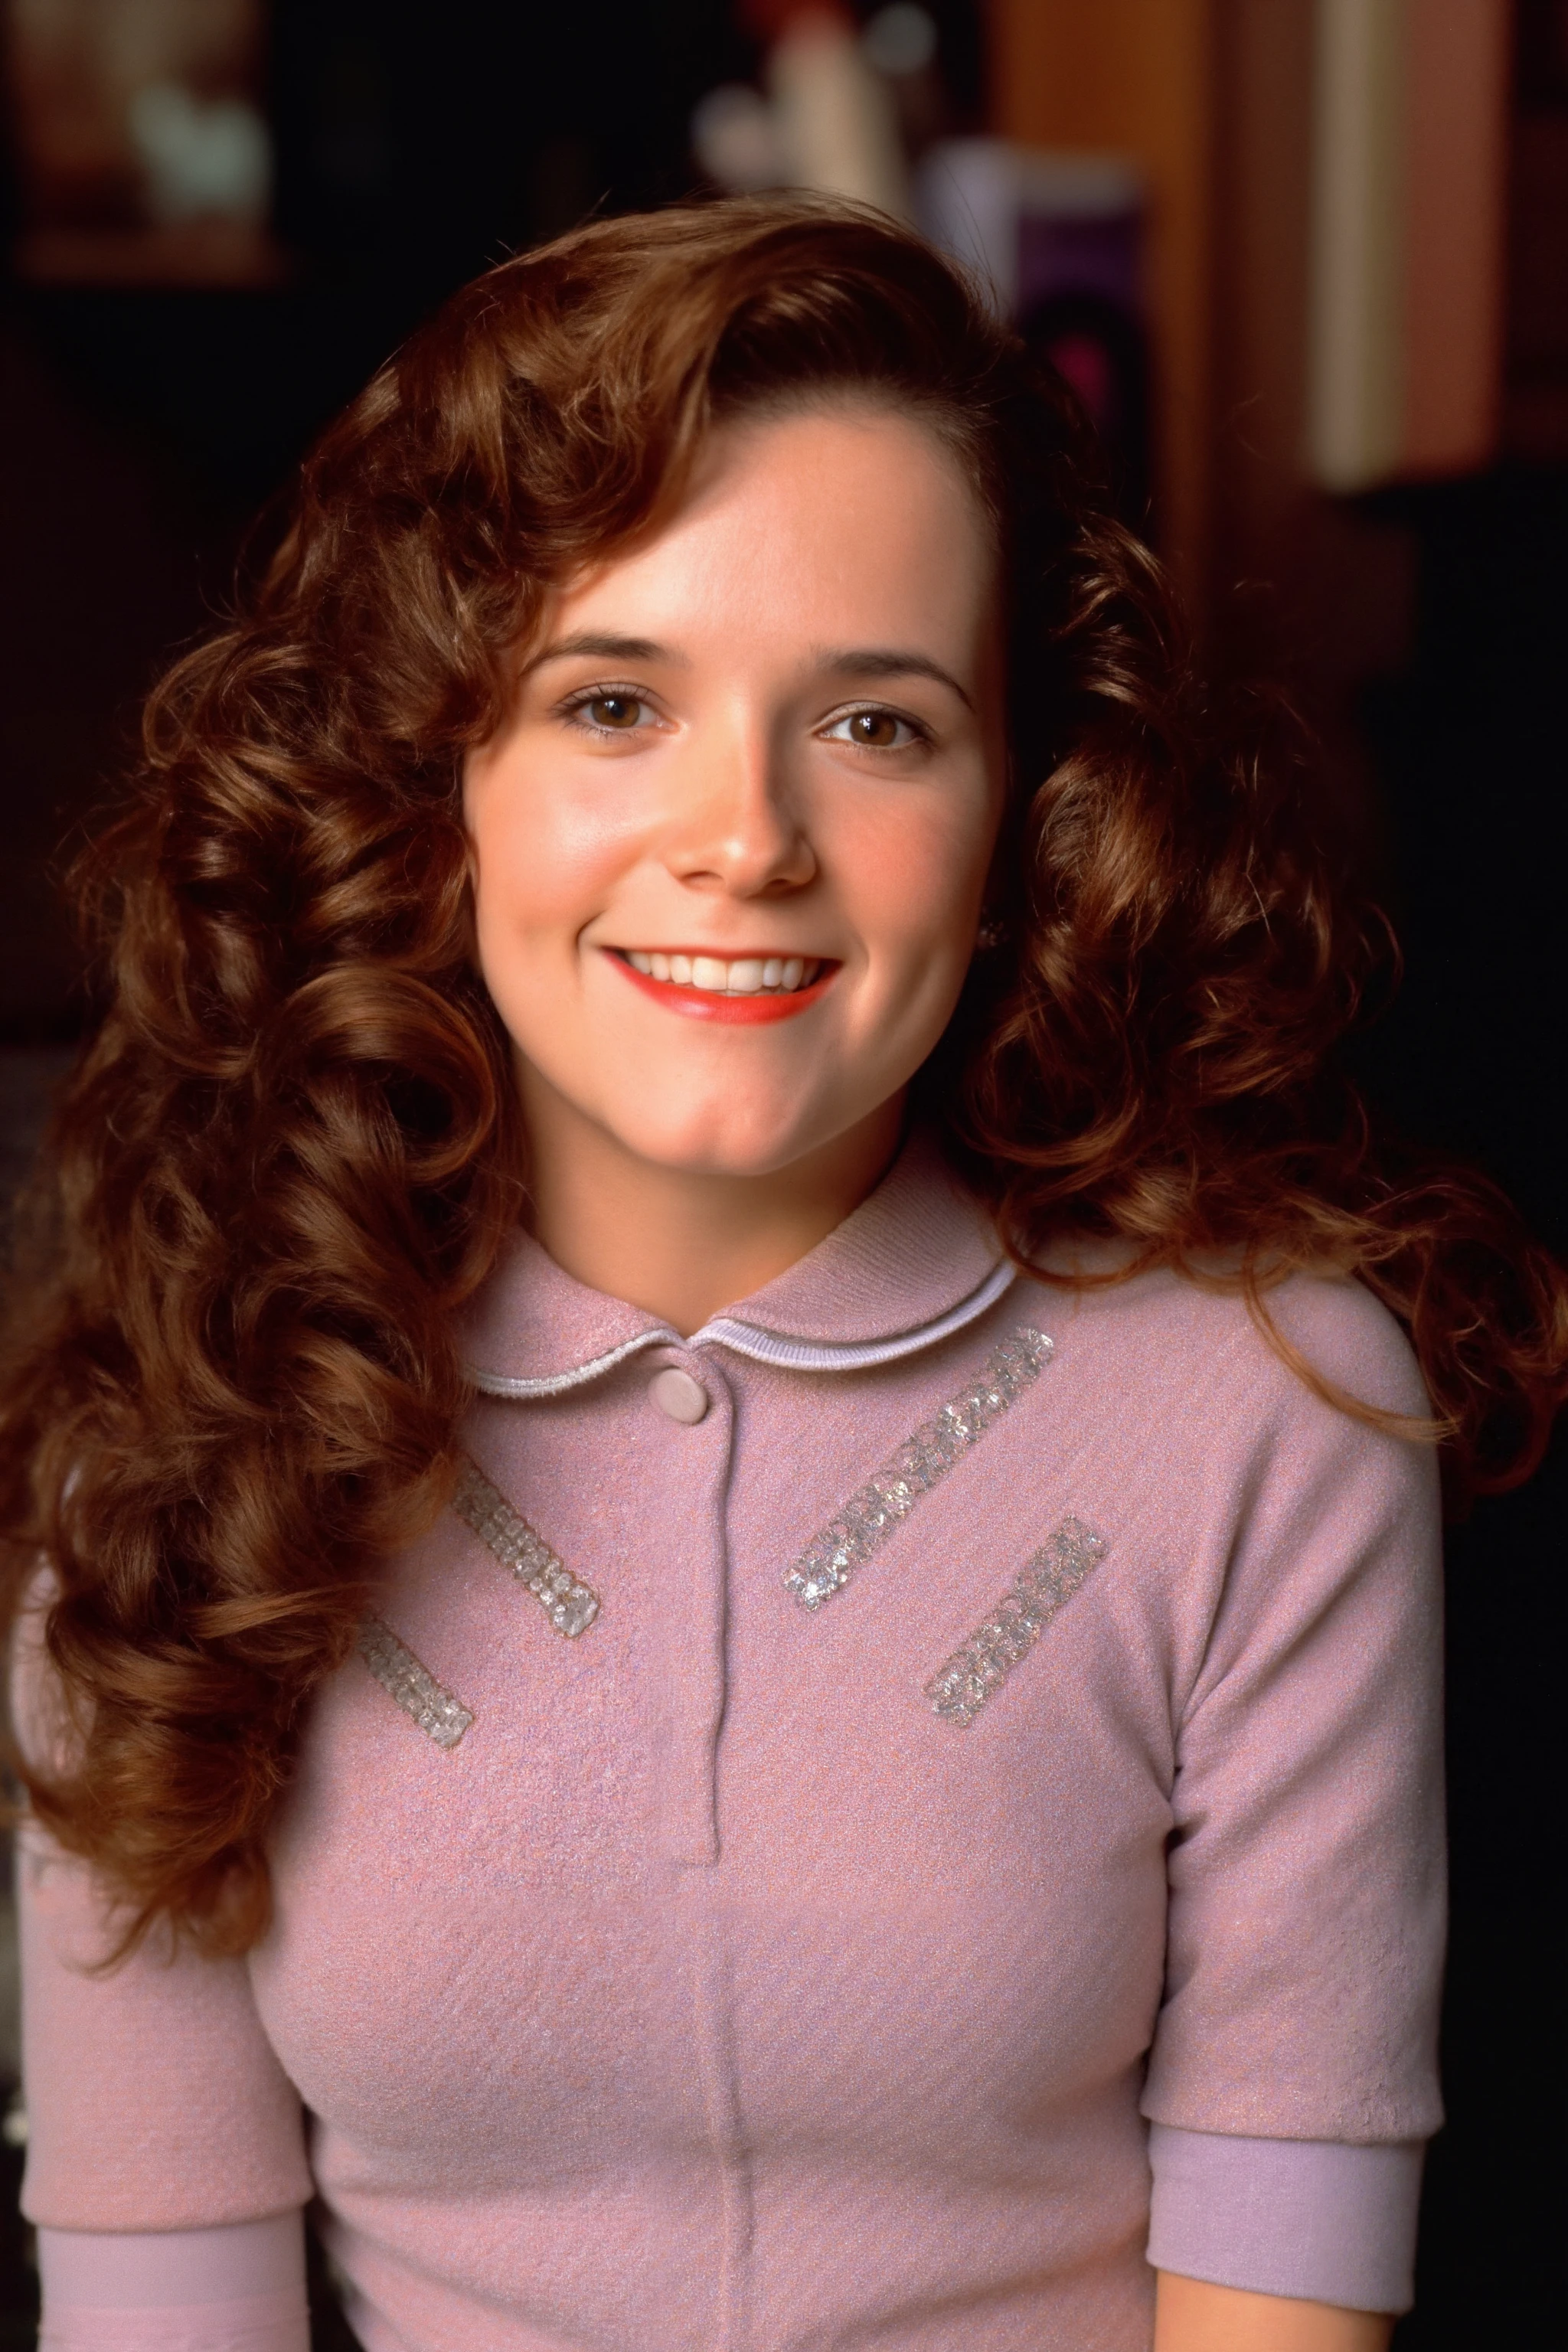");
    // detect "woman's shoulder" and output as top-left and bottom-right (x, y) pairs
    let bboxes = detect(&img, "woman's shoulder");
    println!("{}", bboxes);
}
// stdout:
(1006, 1256), (1440, 1619)
(1016, 1250), (1429, 1432)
